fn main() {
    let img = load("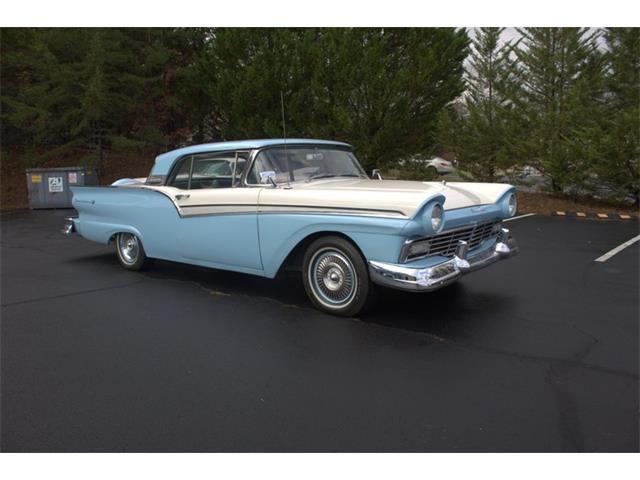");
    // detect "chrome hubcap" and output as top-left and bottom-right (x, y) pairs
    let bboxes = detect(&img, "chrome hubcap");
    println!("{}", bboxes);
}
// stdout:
(310, 248), (357, 307)
(118, 233), (139, 264)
